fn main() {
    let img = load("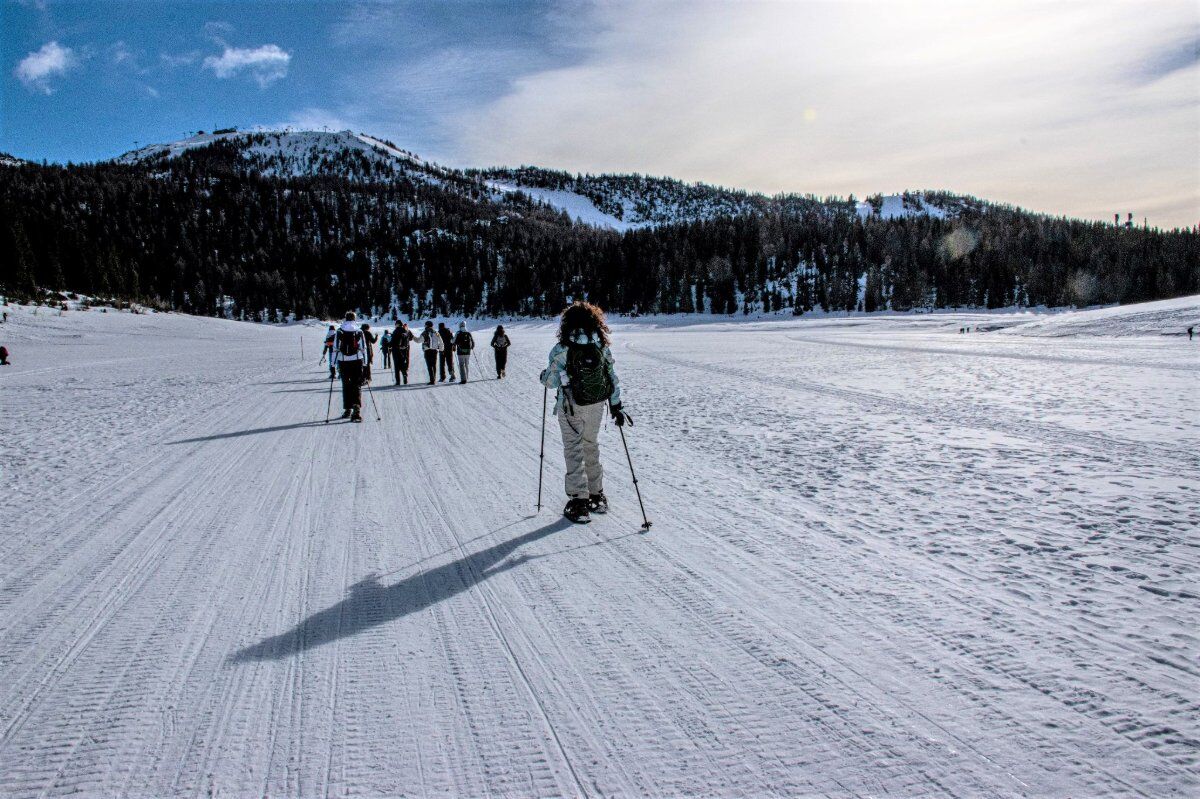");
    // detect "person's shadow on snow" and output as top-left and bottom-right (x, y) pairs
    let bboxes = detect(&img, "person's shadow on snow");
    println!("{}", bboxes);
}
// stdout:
(227, 517), (574, 663)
